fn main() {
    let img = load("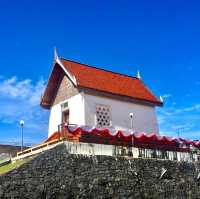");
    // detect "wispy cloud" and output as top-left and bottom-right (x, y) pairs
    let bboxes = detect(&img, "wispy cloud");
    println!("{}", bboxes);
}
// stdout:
(0, 76), (44, 104)
(0, 76), (49, 145)
(157, 101), (200, 140)
(162, 94), (172, 99)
